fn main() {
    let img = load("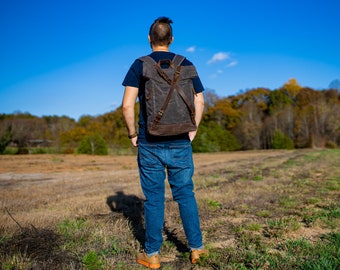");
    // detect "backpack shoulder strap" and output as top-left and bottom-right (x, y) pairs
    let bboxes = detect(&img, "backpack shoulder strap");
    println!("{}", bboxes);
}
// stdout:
(139, 55), (157, 65)
(139, 54), (185, 67)
(138, 56), (157, 78)
(172, 54), (185, 67)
